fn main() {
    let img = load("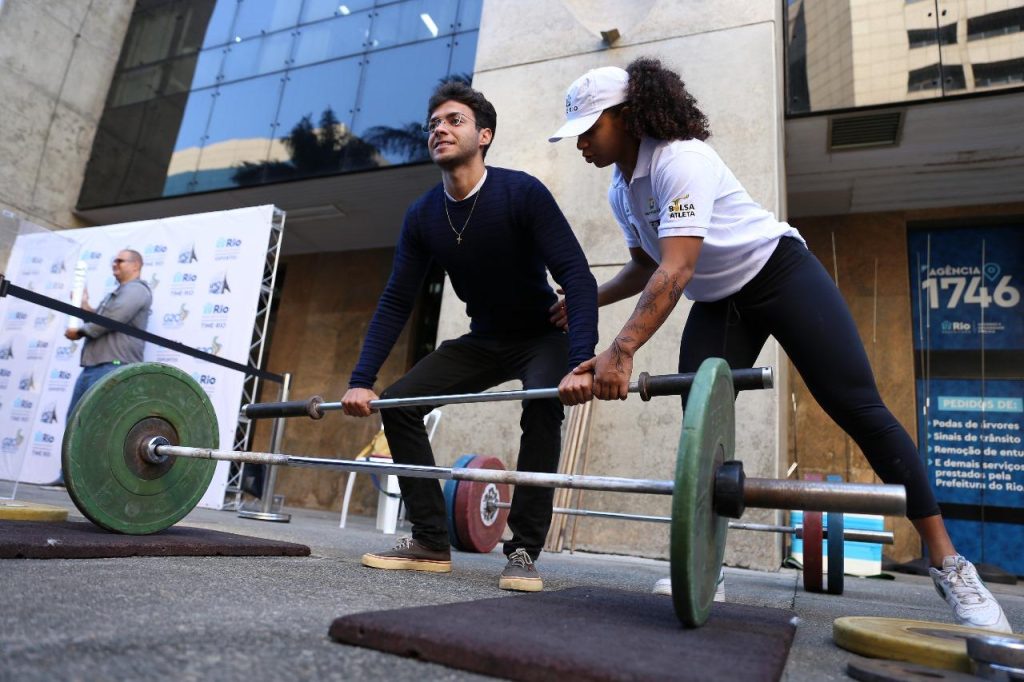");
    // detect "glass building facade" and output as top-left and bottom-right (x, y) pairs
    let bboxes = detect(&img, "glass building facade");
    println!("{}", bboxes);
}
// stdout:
(786, 0), (1024, 115)
(78, 0), (482, 208)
